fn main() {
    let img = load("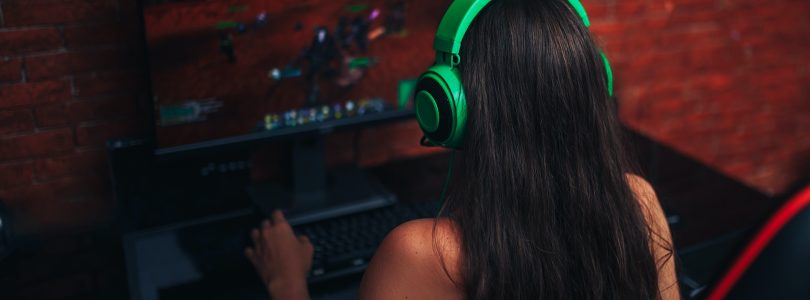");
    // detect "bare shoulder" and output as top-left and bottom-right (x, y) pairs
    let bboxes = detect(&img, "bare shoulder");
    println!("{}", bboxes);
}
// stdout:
(374, 218), (447, 266)
(358, 218), (463, 300)
(625, 174), (680, 300)
(625, 173), (668, 238)
(626, 174), (667, 226)
(626, 174), (656, 204)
